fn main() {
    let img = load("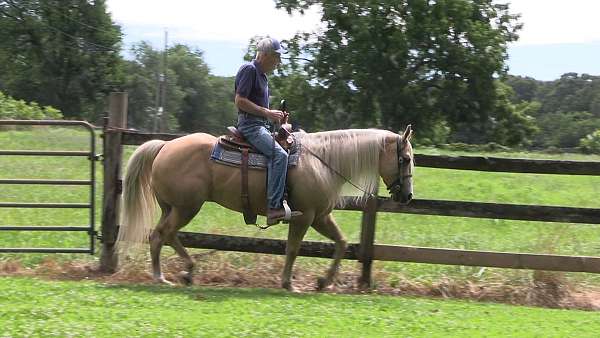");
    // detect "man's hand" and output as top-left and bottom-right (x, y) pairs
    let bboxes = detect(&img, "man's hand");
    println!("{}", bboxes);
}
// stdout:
(235, 95), (285, 123)
(265, 109), (285, 124)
